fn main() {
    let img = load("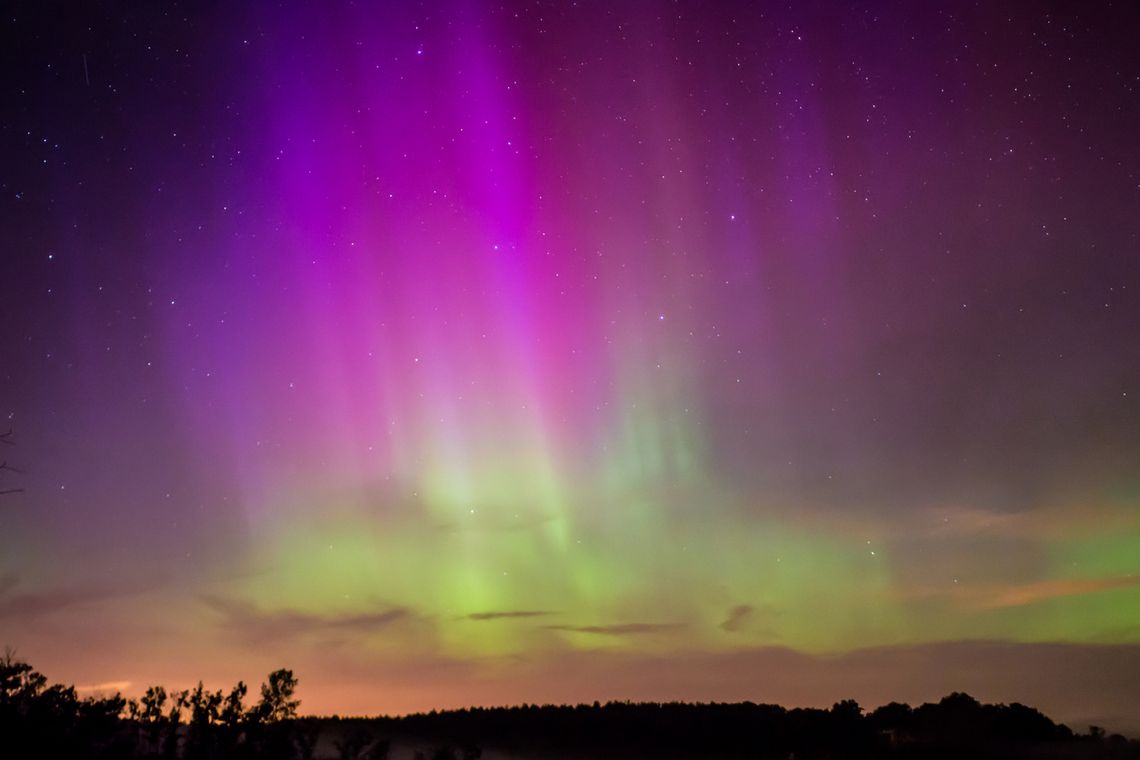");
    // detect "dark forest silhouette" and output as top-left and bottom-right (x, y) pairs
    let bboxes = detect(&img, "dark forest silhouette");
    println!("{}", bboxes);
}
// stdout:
(2, 650), (1138, 758)
(2, 649), (309, 758)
